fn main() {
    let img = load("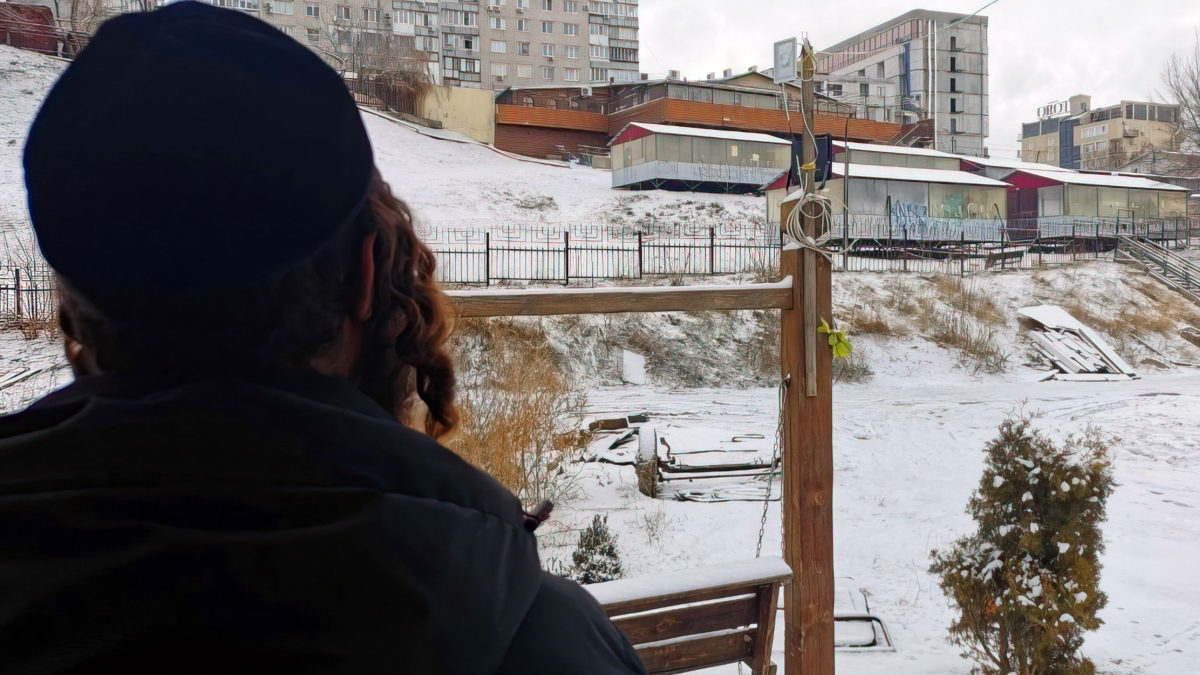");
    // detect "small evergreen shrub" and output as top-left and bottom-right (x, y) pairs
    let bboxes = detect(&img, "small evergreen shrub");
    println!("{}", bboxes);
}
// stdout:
(930, 416), (1115, 674)
(571, 515), (624, 584)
